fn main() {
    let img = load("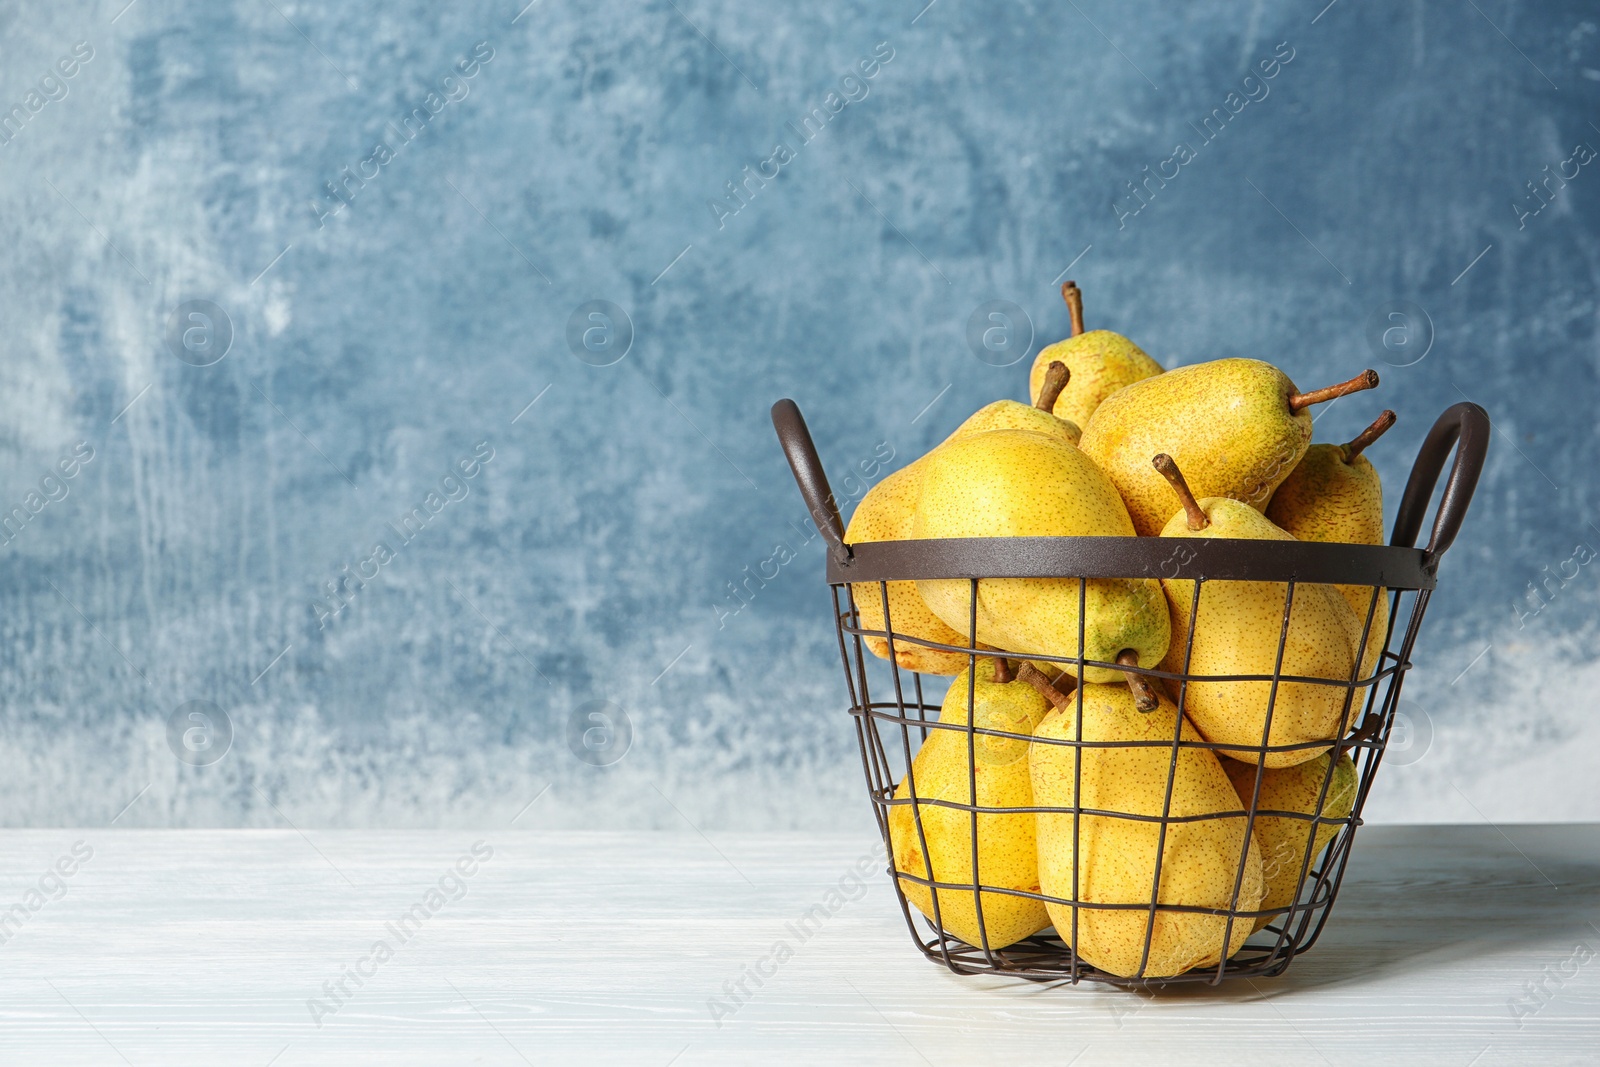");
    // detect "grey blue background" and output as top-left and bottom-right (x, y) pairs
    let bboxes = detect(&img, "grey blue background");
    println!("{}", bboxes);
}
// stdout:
(0, 0), (1595, 829)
